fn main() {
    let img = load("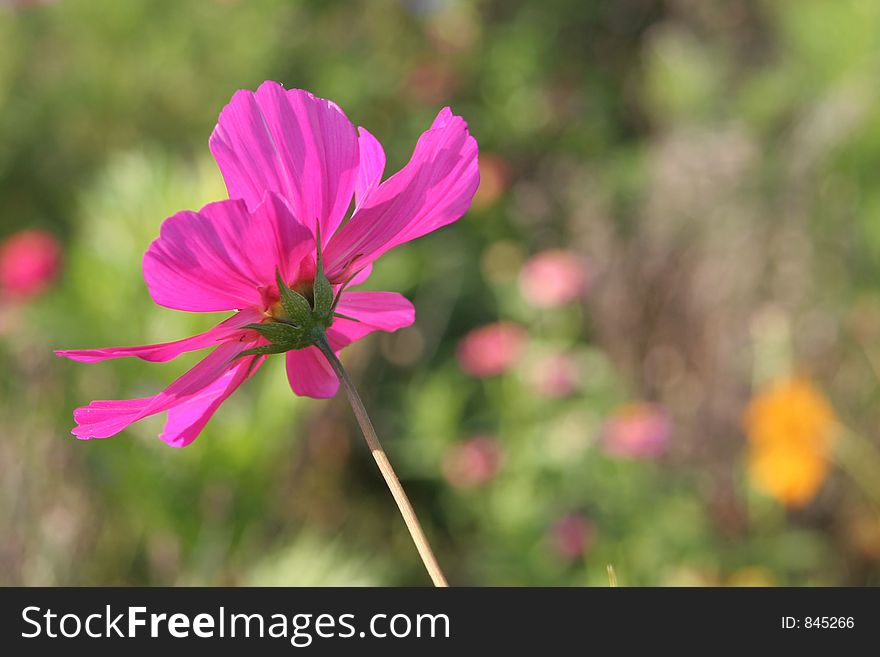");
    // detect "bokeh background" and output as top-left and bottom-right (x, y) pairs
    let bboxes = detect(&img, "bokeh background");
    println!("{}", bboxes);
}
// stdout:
(2, 0), (880, 586)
